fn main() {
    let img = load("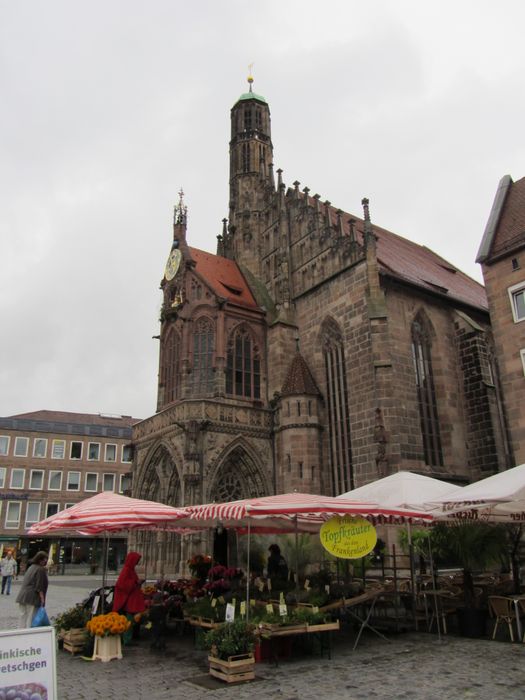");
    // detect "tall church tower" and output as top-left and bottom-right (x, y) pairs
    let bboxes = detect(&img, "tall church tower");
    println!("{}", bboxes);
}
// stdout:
(227, 73), (274, 277)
